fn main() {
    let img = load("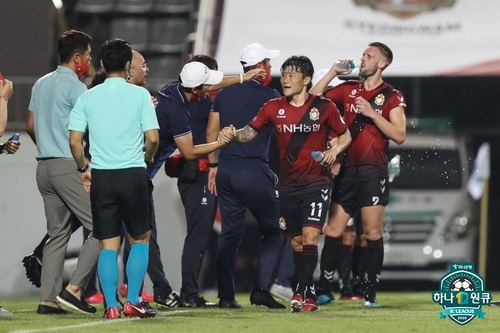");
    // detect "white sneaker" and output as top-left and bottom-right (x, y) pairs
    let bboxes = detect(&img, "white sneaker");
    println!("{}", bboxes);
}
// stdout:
(0, 306), (12, 316)
(270, 283), (294, 301)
